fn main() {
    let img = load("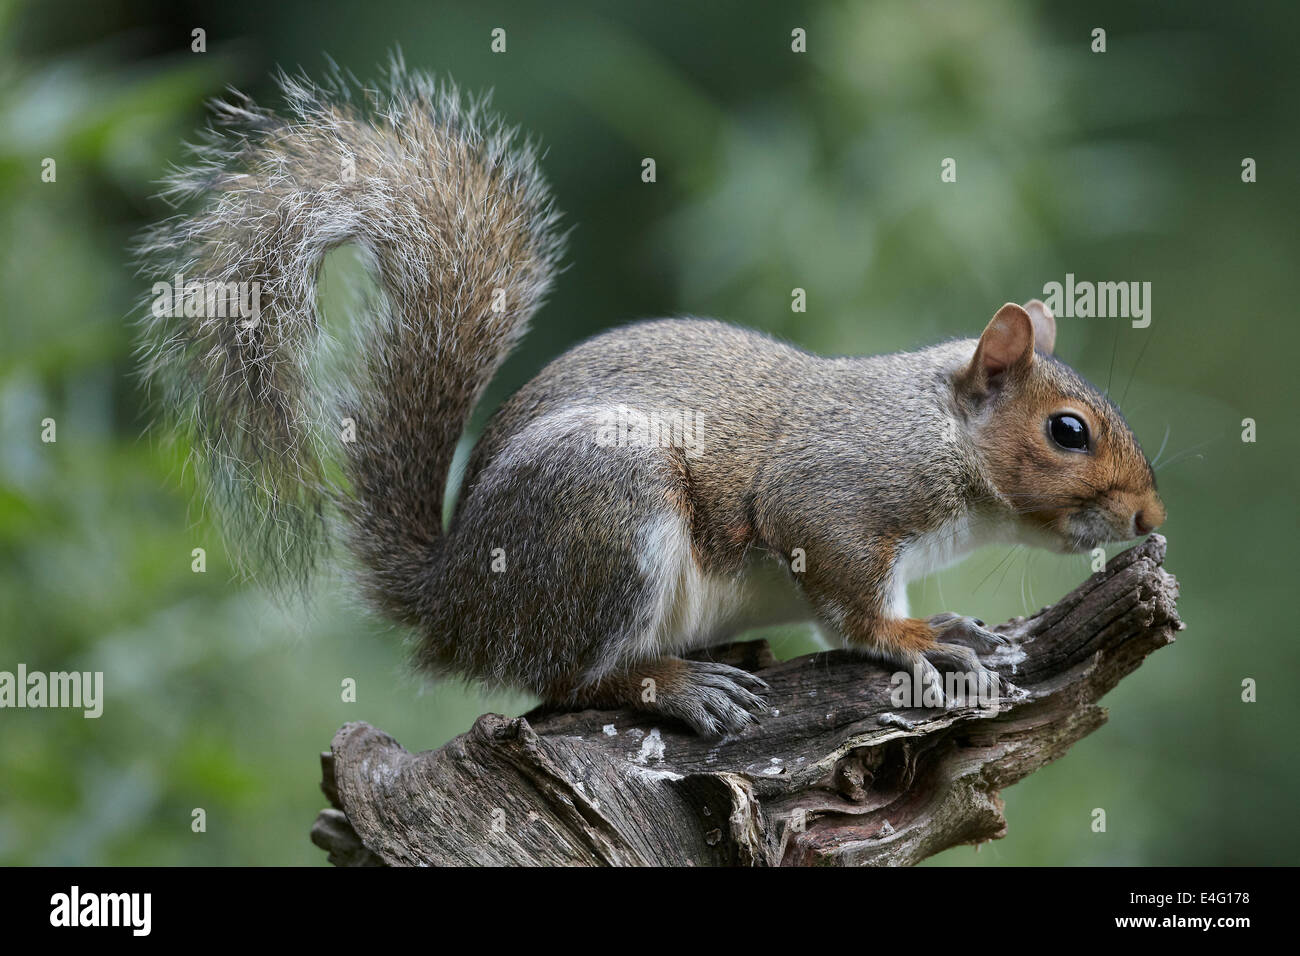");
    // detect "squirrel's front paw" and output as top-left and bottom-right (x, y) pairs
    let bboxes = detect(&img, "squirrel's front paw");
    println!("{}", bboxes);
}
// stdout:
(915, 614), (1006, 706)
(926, 612), (1008, 652)
(921, 641), (1002, 703)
